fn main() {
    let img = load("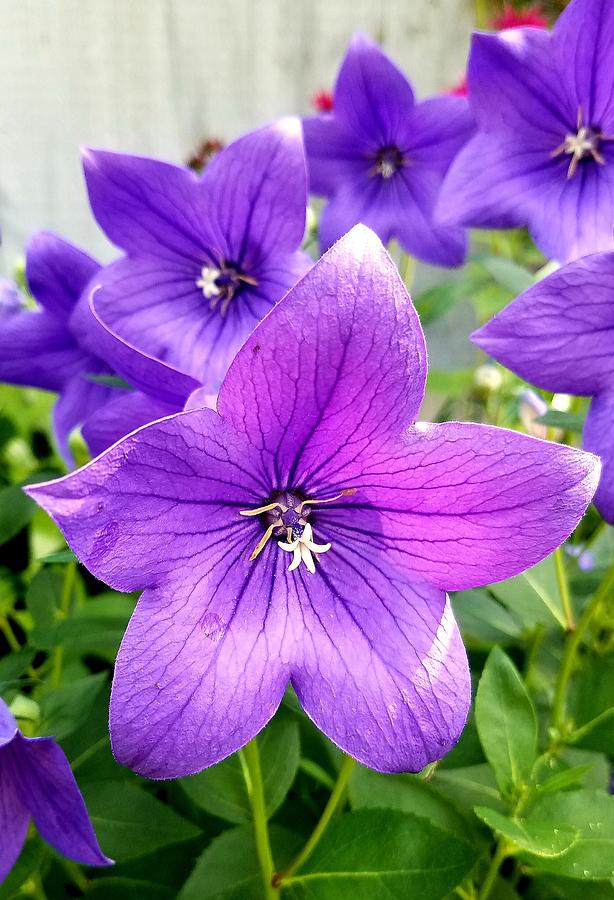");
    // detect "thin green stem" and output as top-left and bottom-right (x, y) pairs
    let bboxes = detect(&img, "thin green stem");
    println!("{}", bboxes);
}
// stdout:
(239, 739), (277, 899)
(275, 754), (356, 885)
(477, 840), (508, 900)
(0, 616), (20, 652)
(51, 562), (76, 689)
(400, 252), (416, 291)
(554, 547), (575, 632)
(551, 556), (614, 732)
